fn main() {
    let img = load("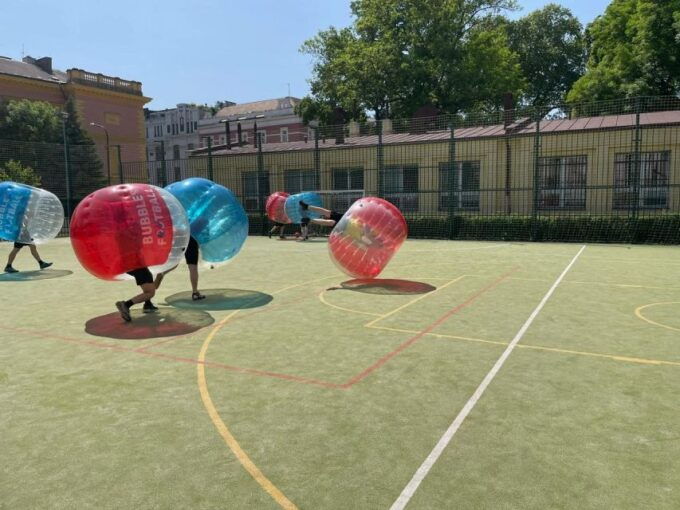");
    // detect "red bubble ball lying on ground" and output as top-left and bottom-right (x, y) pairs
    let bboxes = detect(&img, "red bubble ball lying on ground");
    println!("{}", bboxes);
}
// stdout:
(70, 183), (190, 280)
(266, 191), (291, 224)
(328, 197), (407, 278)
